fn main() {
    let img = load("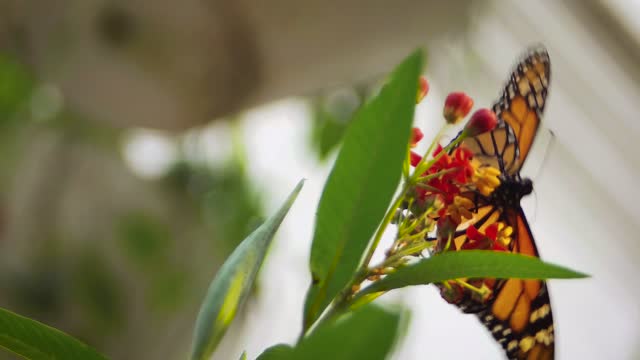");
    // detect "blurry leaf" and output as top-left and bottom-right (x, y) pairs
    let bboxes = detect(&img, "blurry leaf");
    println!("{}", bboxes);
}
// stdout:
(312, 108), (348, 159)
(118, 212), (191, 315)
(360, 251), (589, 296)
(291, 305), (404, 360)
(73, 249), (124, 335)
(117, 212), (170, 269)
(310, 88), (368, 160)
(239, 351), (247, 360)
(202, 165), (264, 254)
(0, 307), (107, 360)
(303, 50), (423, 330)
(0, 54), (33, 122)
(149, 268), (189, 314)
(255, 344), (294, 360)
(190, 180), (304, 360)
(164, 161), (264, 256)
